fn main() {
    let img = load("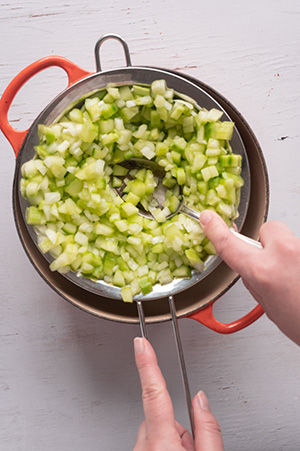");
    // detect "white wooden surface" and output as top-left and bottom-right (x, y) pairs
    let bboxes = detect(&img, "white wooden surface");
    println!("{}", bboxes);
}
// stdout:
(1, 1), (300, 450)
